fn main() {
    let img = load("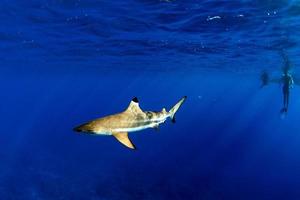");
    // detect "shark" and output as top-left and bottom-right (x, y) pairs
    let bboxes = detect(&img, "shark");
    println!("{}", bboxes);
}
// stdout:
(73, 96), (187, 150)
